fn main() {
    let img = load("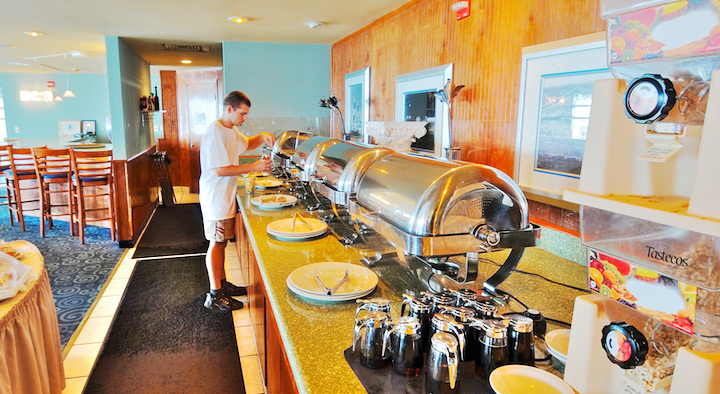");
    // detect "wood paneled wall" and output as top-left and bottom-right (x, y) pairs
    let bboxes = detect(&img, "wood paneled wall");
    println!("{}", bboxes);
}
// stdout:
(114, 145), (158, 246)
(331, 0), (604, 232)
